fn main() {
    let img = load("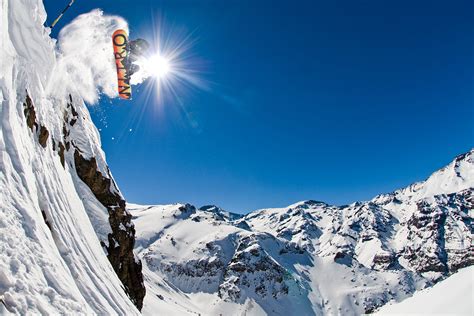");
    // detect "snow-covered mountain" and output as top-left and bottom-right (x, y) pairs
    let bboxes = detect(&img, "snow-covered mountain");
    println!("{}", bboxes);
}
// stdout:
(130, 149), (473, 315)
